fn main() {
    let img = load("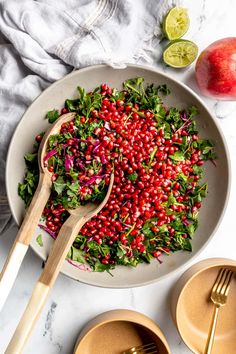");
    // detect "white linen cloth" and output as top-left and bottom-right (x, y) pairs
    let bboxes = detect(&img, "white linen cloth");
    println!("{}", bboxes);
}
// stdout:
(0, 0), (200, 234)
